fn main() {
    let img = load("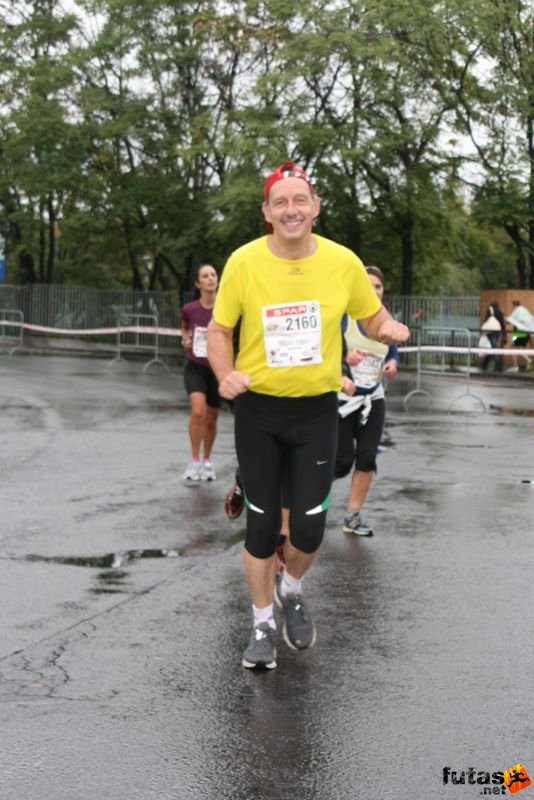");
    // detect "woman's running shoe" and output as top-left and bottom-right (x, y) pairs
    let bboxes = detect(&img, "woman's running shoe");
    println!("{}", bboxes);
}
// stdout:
(342, 511), (373, 536)
(224, 482), (245, 518)
(183, 461), (201, 481)
(200, 461), (216, 481)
